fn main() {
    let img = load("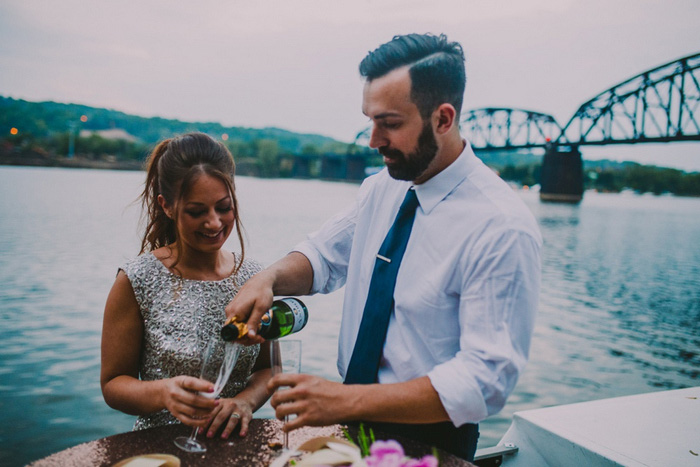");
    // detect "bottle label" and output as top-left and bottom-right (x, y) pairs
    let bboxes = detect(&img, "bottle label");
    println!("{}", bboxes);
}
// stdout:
(282, 298), (307, 333)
